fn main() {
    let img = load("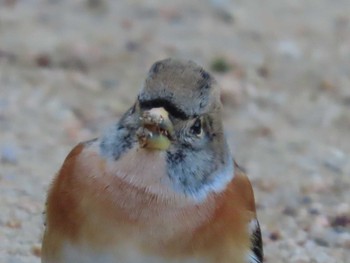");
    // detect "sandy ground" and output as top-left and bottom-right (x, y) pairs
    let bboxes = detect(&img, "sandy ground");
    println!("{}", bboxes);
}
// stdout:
(0, 1), (350, 262)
